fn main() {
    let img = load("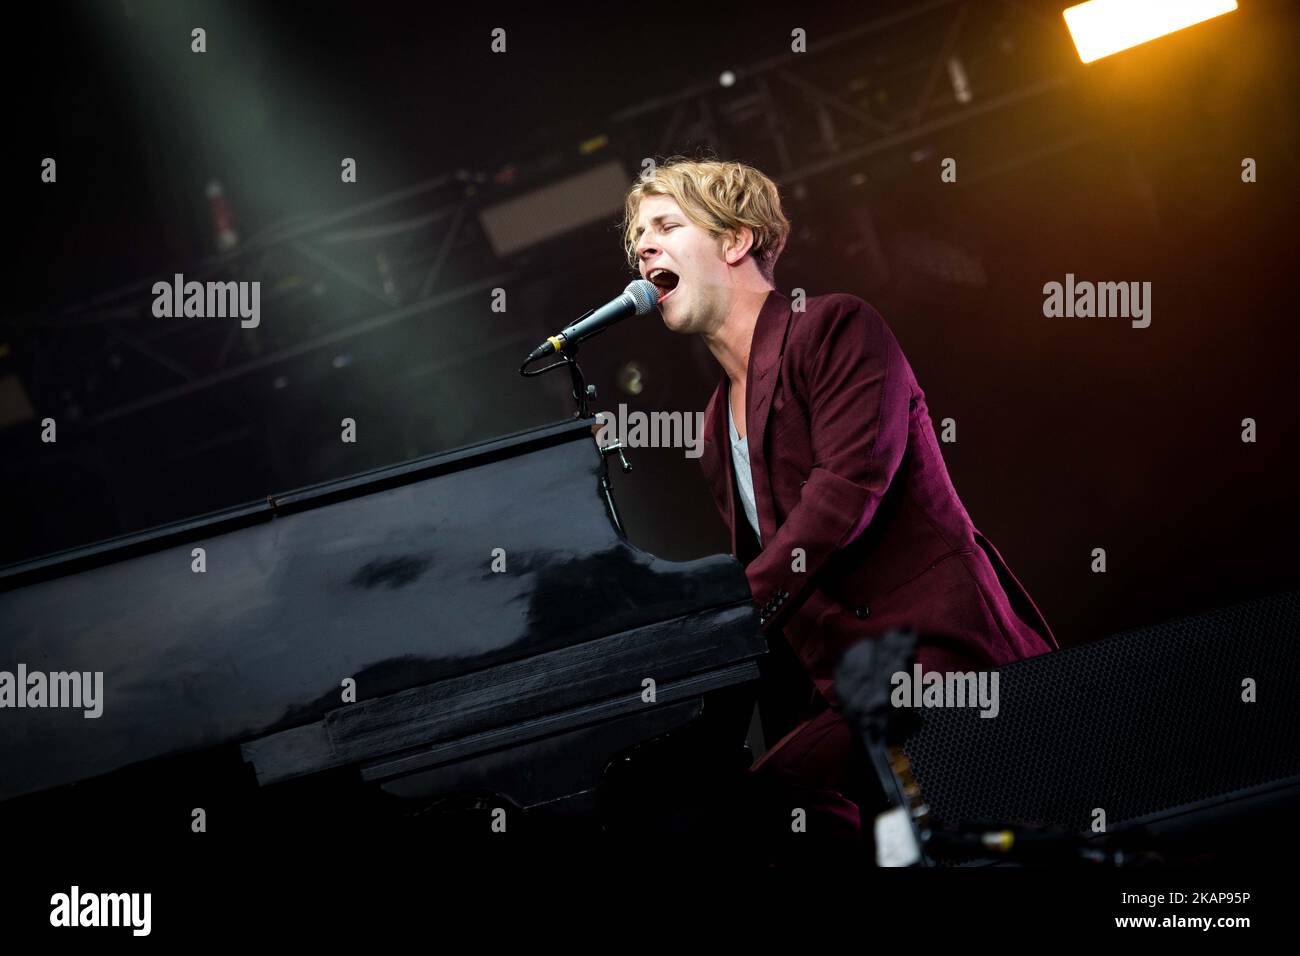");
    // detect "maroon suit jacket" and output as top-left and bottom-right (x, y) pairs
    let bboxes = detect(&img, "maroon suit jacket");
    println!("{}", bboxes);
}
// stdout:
(699, 290), (1058, 702)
